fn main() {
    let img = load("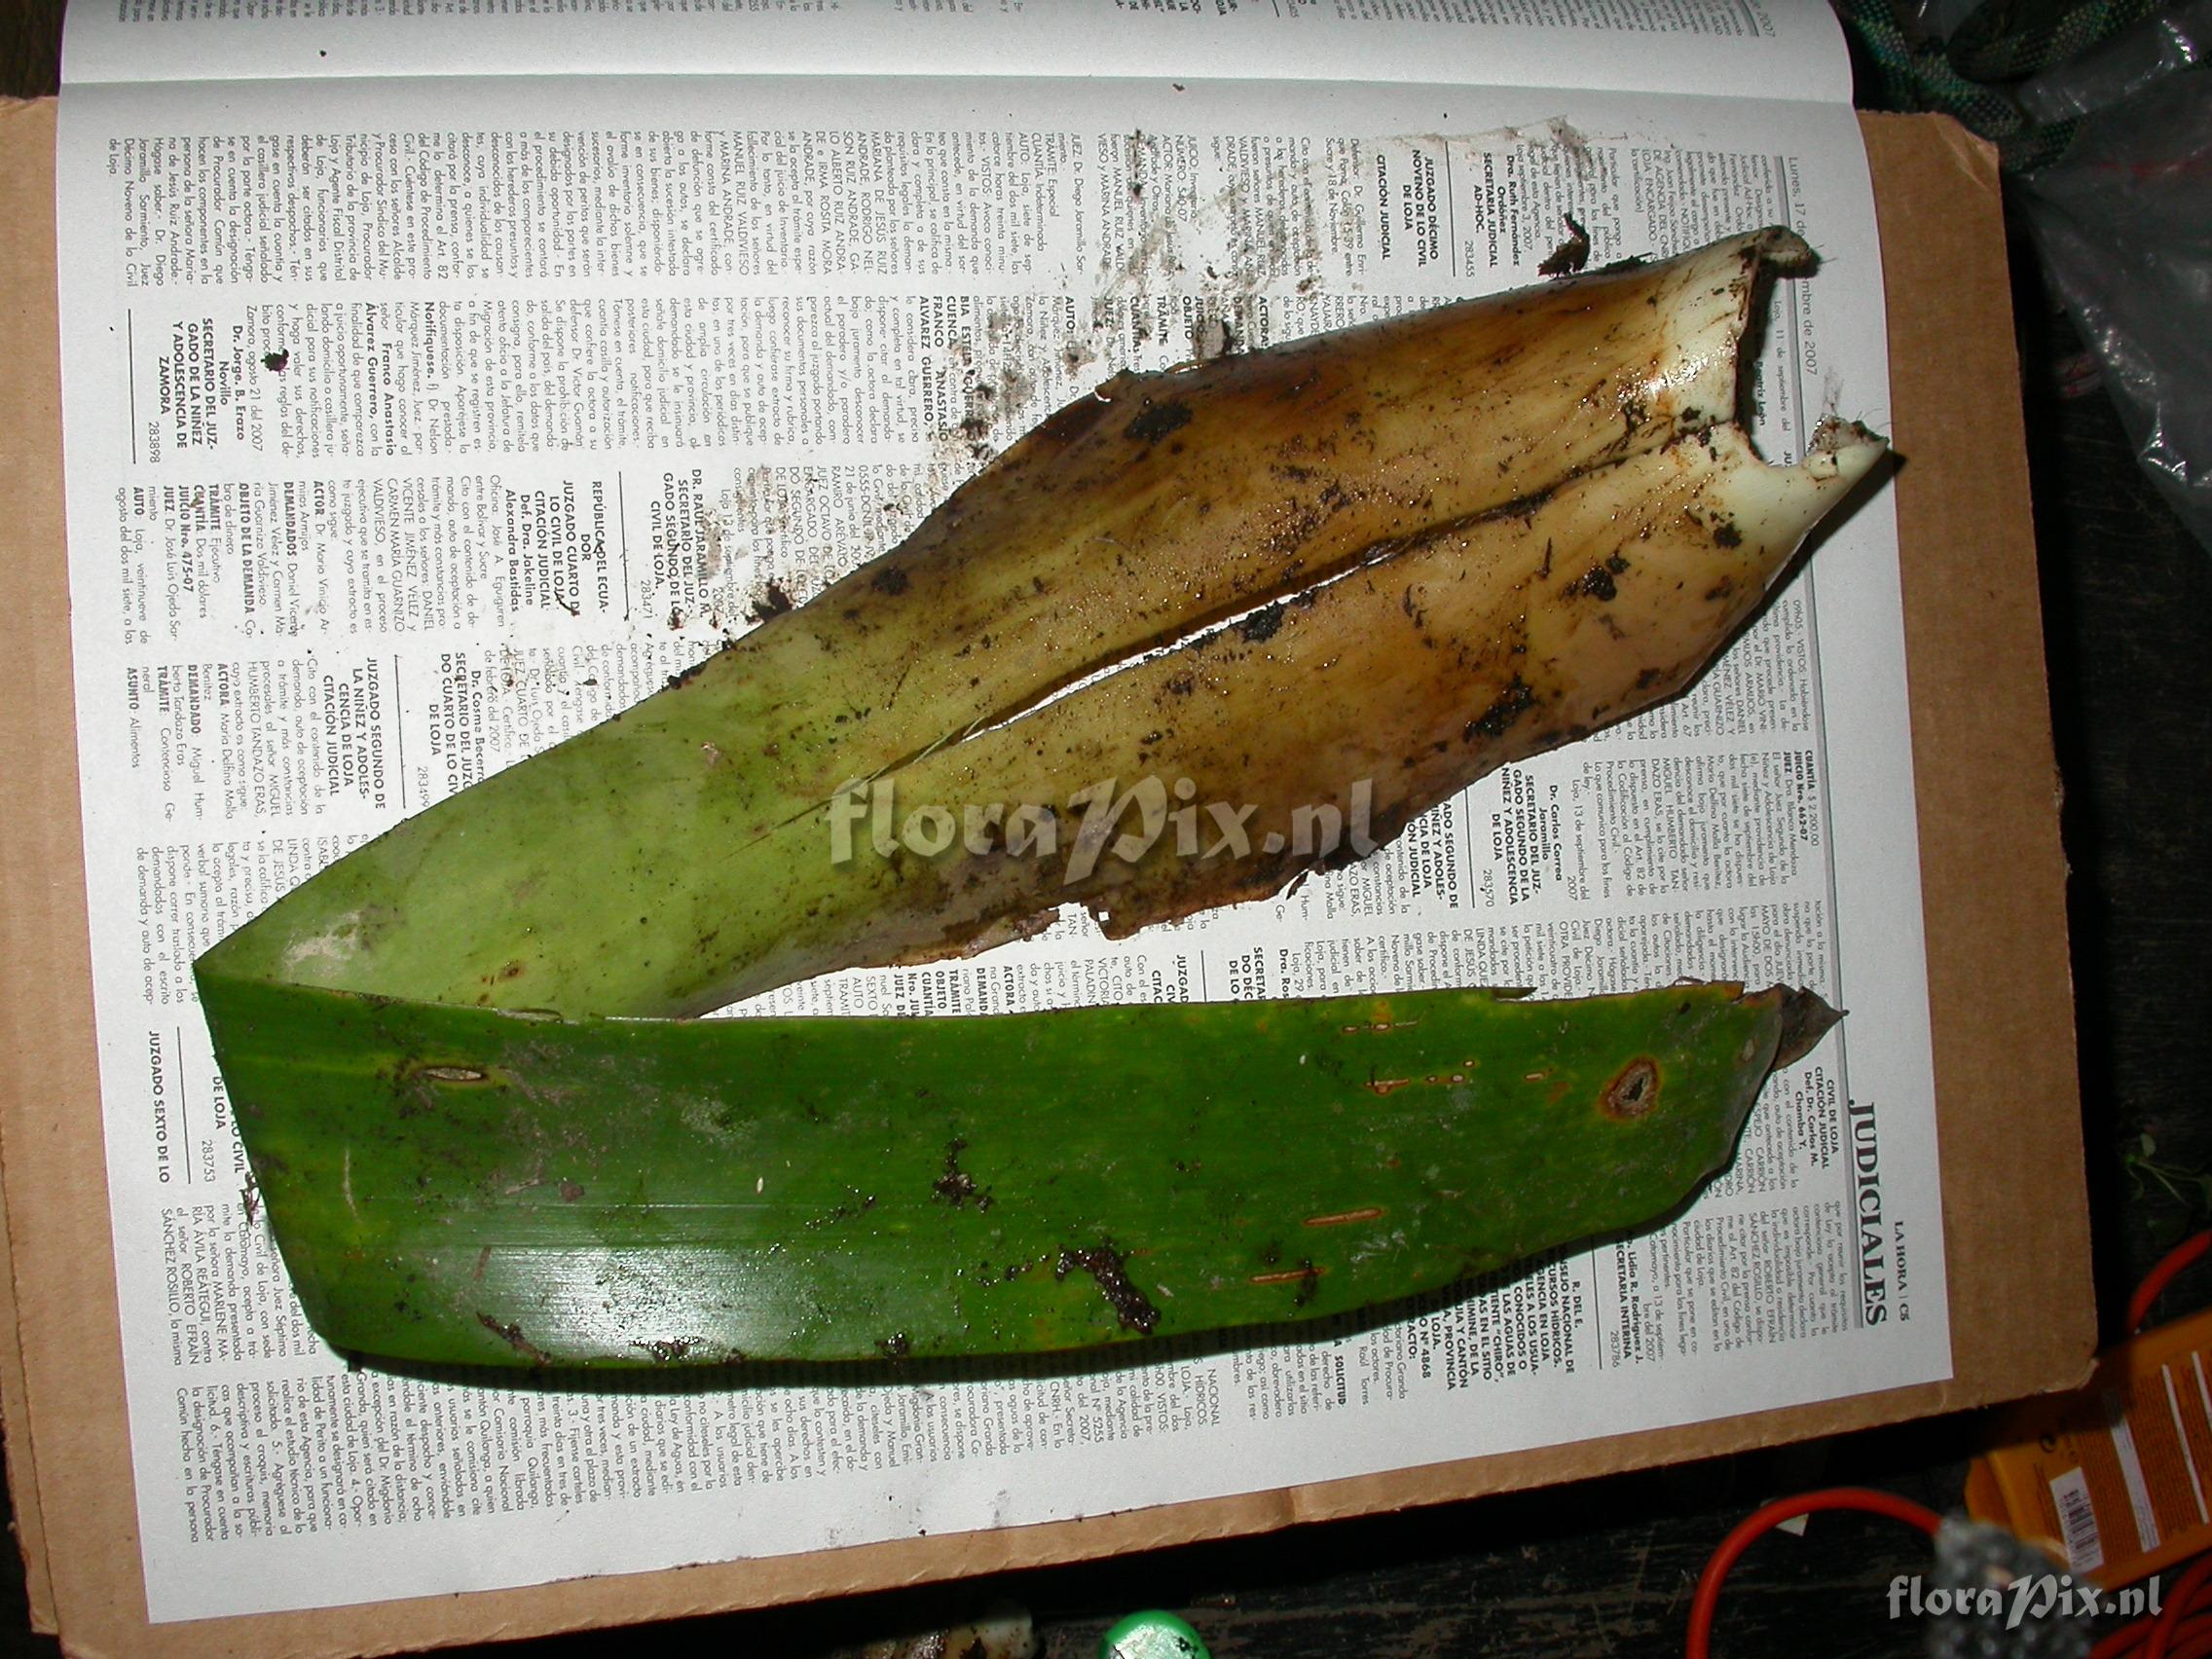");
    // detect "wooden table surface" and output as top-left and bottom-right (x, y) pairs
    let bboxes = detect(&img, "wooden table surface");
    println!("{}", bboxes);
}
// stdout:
(5, 9), (2208, 1651)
